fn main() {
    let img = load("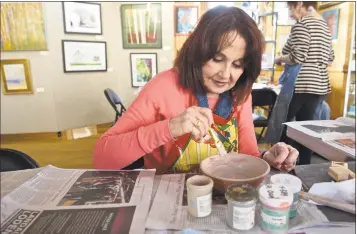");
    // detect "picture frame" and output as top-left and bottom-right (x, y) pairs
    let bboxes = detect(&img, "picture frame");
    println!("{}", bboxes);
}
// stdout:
(318, 2), (341, 10)
(62, 2), (102, 35)
(62, 40), (107, 73)
(130, 53), (157, 87)
(273, 2), (296, 26)
(120, 3), (162, 49)
(322, 8), (339, 40)
(1, 3), (47, 51)
(1, 59), (34, 95)
(174, 6), (199, 35)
